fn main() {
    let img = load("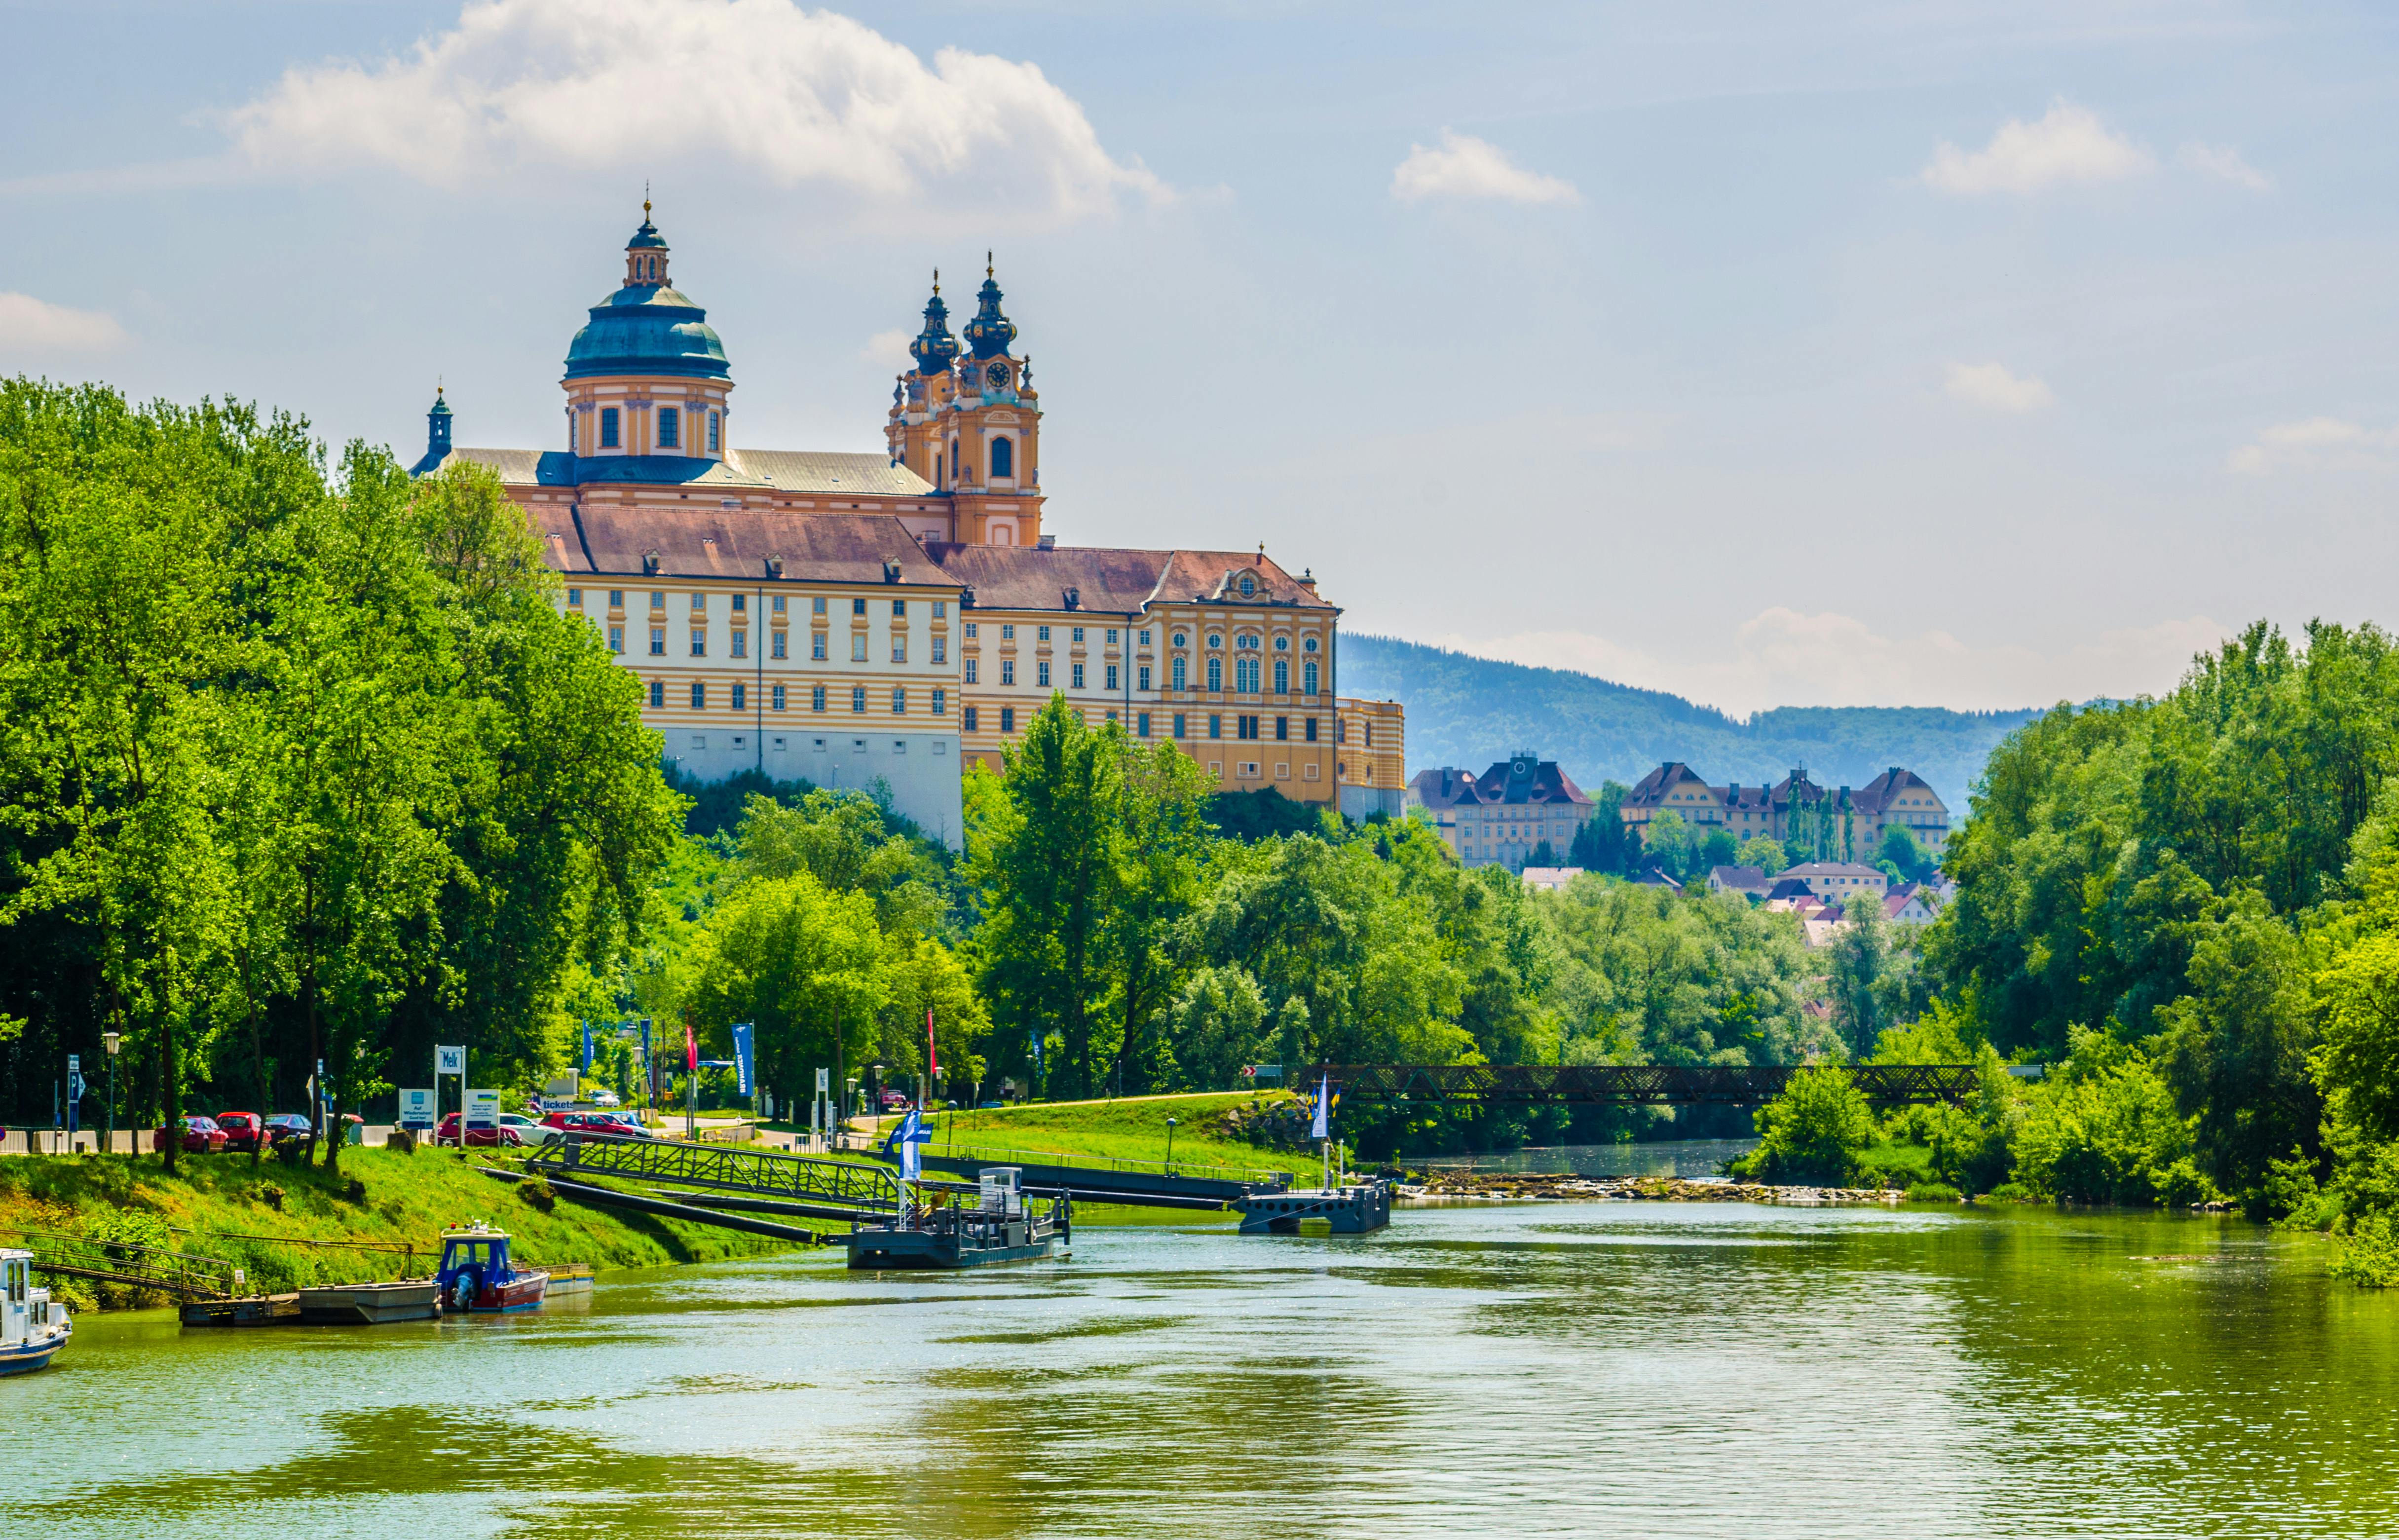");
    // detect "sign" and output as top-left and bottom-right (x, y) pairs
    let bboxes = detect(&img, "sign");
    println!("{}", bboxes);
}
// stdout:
(436, 1045), (465, 1076)
(397, 1089), (435, 1129)
(580, 1020), (595, 1072)
(729, 1020), (755, 1096)
(464, 1089), (501, 1130)
(1244, 1064), (1283, 1083)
